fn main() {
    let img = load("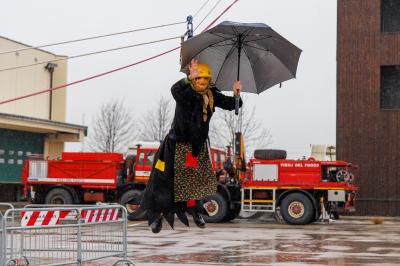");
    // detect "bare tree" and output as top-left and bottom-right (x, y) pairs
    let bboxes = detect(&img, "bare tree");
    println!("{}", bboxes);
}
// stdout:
(138, 96), (174, 141)
(87, 99), (135, 153)
(210, 96), (272, 159)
